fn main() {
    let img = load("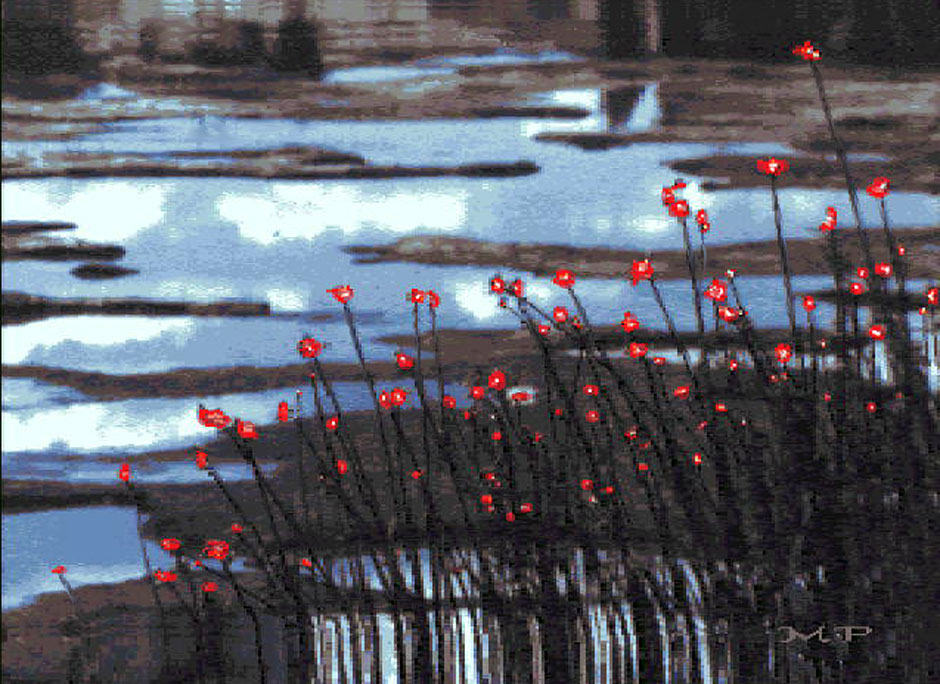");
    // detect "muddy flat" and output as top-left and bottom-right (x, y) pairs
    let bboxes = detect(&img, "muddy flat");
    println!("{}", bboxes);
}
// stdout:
(346, 226), (940, 281)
